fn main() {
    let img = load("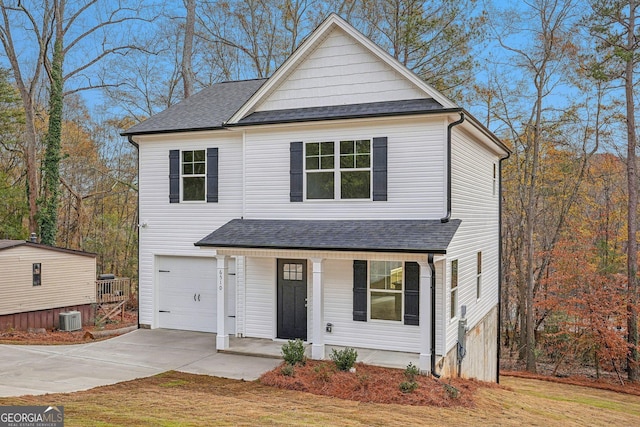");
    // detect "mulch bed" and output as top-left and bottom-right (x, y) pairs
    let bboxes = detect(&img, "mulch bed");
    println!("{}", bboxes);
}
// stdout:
(260, 360), (497, 407)
(501, 370), (640, 396)
(0, 310), (137, 345)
